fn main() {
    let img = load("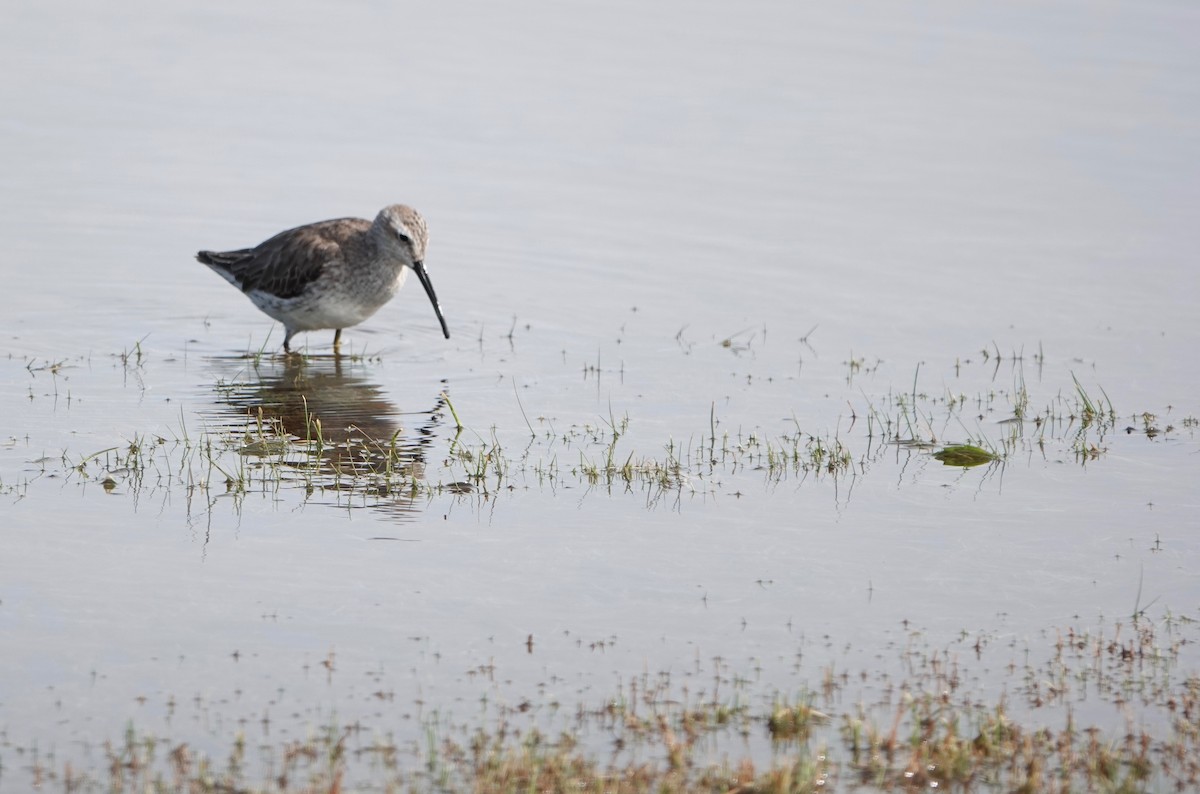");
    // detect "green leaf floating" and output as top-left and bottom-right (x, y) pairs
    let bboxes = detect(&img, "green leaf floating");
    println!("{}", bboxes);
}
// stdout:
(933, 445), (997, 467)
